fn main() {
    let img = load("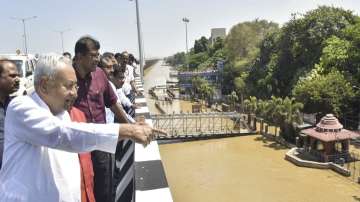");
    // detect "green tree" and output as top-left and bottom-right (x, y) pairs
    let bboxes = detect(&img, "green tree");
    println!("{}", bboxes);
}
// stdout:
(244, 96), (258, 126)
(292, 70), (355, 117)
(200, 83), (215, 105)
(277, 97), (303, 142)
(191, 76), (206, 96)
(227, 91), (239, 111)
(247, 6), (358, 98)
(222, 19), (279, 94)
(234, 73), (247, 111)
(165, 52), (186, 67)
(225, 19), (278, 63)
(194, 36), (209, 54)
(188, 52), (209, 69)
